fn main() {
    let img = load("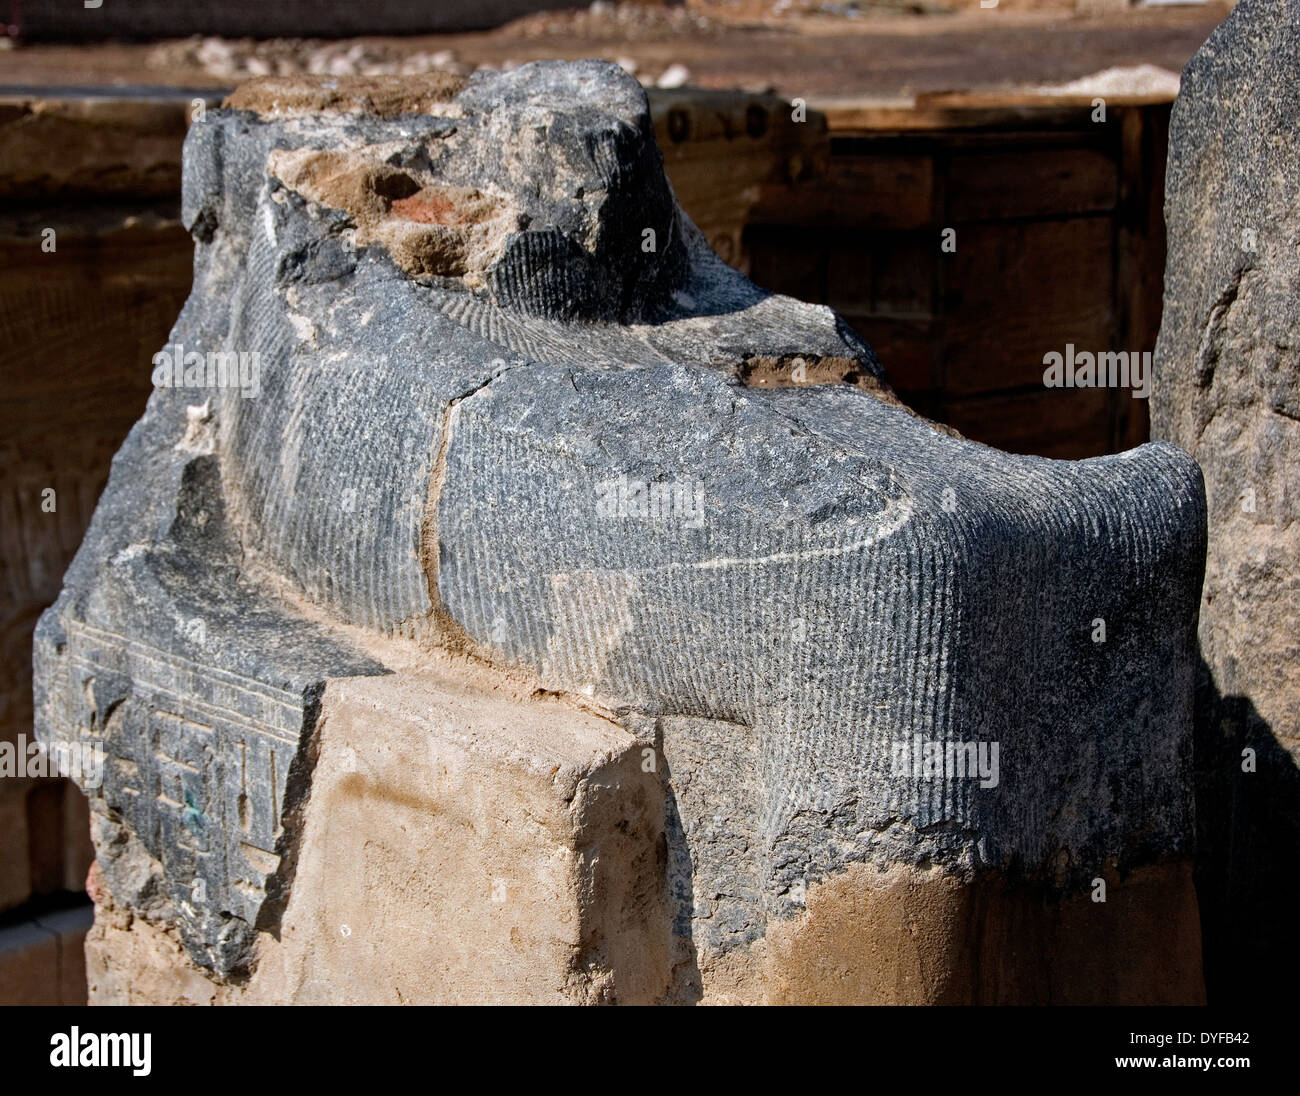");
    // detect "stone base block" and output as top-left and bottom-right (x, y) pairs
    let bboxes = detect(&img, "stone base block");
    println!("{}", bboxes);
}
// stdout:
(83, 658), (1203, 1006)
(714, 860), (1205, 1005)
(0, 904), (93, 1005)
(88, 662), (672, 1005)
